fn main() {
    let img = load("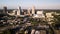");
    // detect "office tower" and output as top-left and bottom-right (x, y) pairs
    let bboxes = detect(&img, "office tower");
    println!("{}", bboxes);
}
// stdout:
(3, 6), (7, 14)
(28, 8), (31, 15)
(17, 6), (21, 16)
(32, 6), (35, 14)
(19, 6), (22, 15)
